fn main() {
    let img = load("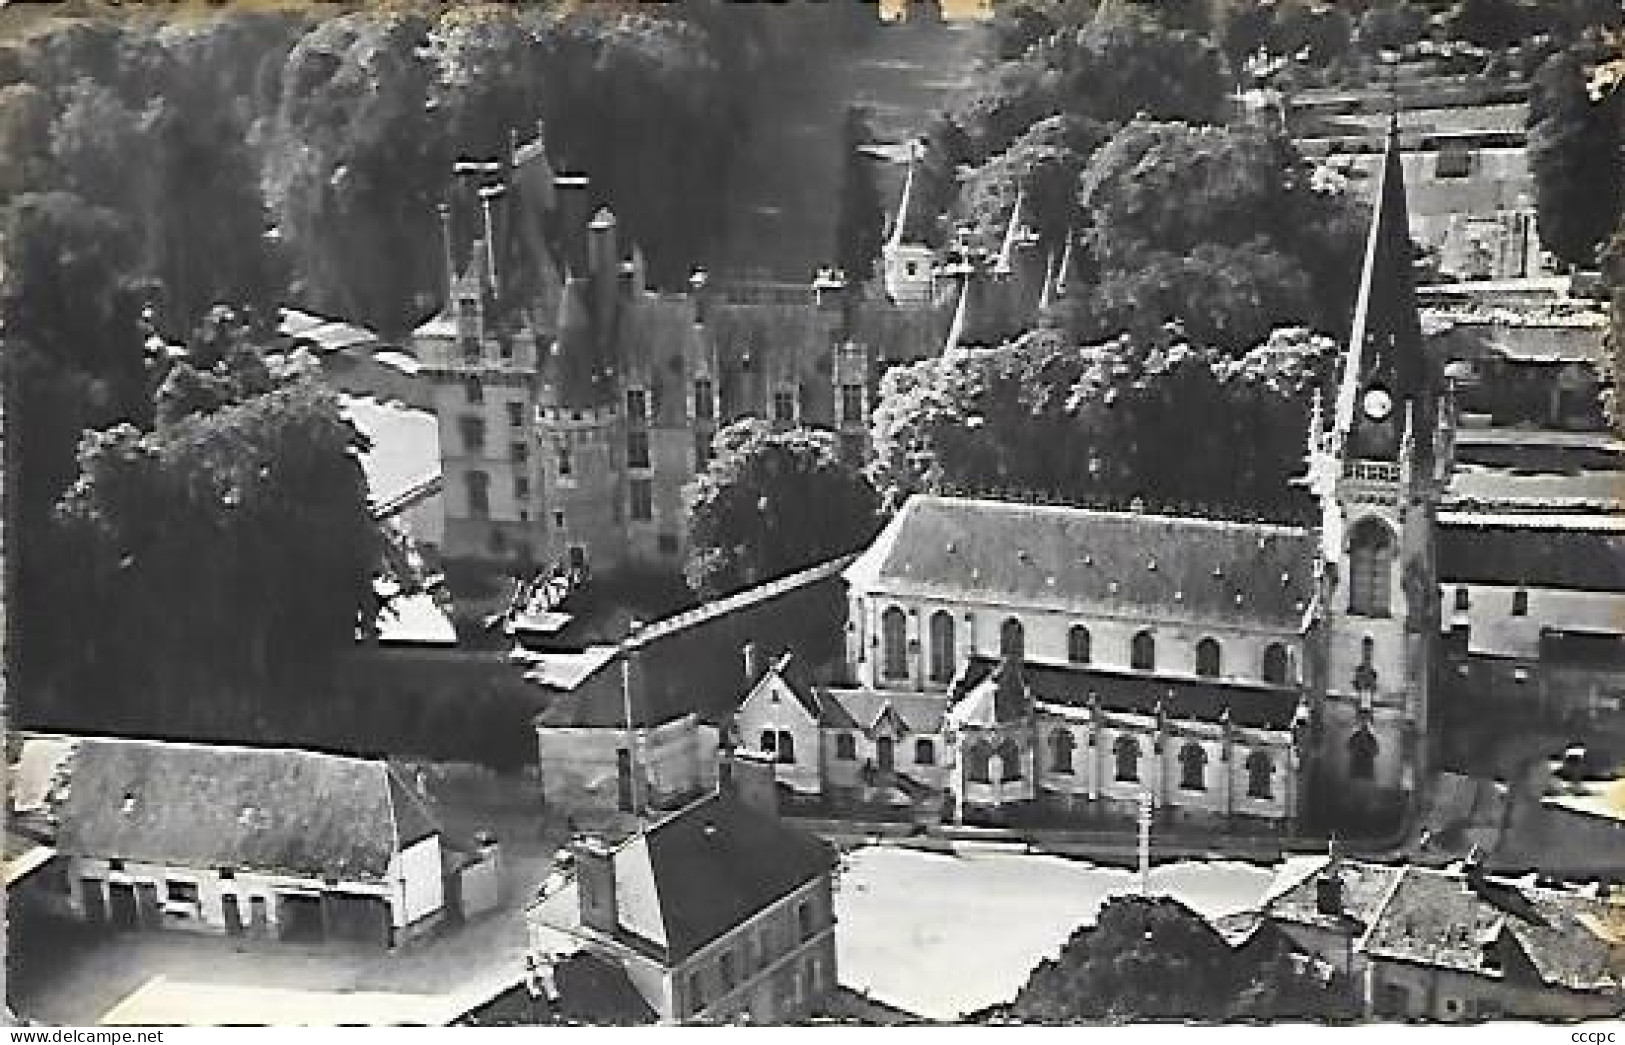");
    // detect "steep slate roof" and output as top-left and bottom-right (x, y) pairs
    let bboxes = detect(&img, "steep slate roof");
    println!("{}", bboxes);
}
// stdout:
(55, 737), (439, 883)
(952, 655), (1303, 731)
(1438, 525), (1625, 592)
(817, 688), (948, 735)
(847, 496), (1315, 632)
(452, 953), (657, 1027)
(610, 792), (837, 964)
